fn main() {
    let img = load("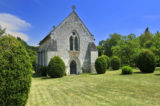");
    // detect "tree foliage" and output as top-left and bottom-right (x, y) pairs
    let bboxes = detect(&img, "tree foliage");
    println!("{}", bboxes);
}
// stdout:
(98, 28), (160, 67)
(112, 34), (140, 66)
(103, 33), (121, 57)
(139, 28), (153, 47)
(97, 45), (104, 56)
(0, 35), (32, 106)
(17, 37), (39, 71)
(110, 56), (121, 70)
(150, 32), (160, 66)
